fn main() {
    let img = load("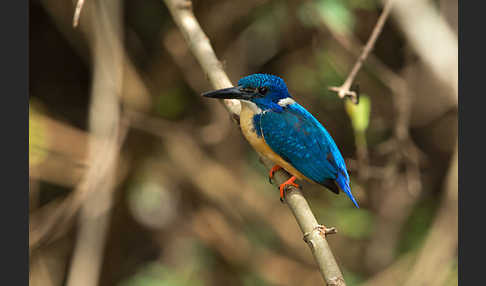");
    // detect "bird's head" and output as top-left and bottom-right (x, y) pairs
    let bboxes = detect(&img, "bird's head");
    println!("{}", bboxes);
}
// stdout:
(202, 74), (292, 111)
